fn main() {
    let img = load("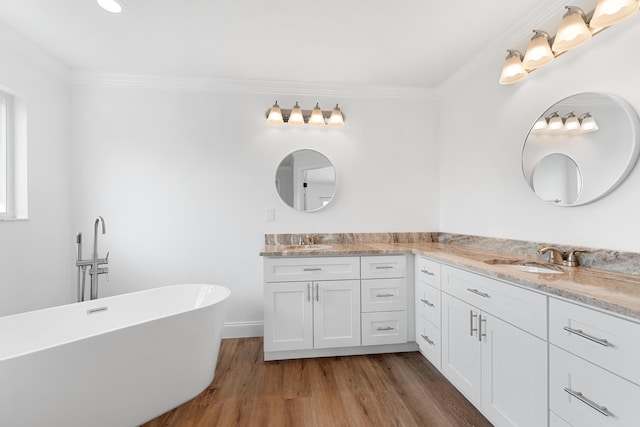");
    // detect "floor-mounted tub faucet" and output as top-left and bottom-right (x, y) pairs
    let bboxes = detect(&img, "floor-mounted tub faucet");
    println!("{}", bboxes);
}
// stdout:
(76, 216), (109, 301)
